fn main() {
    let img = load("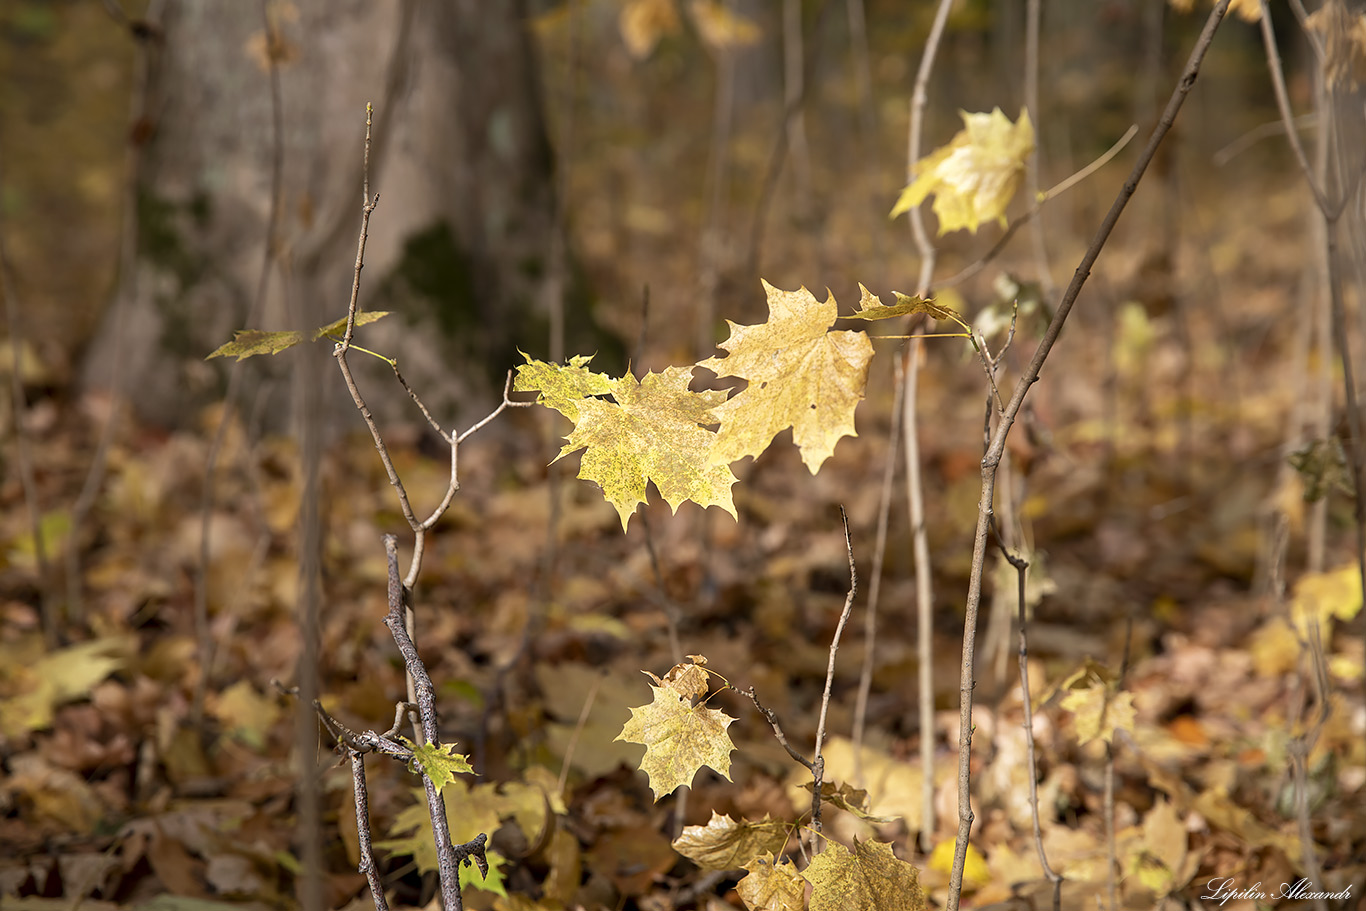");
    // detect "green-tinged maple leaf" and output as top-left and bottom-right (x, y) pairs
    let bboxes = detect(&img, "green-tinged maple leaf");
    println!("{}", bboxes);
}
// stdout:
(1059, 660), (1136, 746)
(701, 281), (874, 474)
(513, 353), (614, 421)
(803, 838), (926, 911)
(616, 682), (737, 799)
(737, 852), (806, 911)
(312, 309), (391, 340)
(552, 365), (739, 530)
(891, 107), (1035, 234)
(849, 284), (966, 327)
(672, 811), (790, 871)
(406, 740), (475, 791)
(207, 329), (304, 361)
(207, 311), (390, 361)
